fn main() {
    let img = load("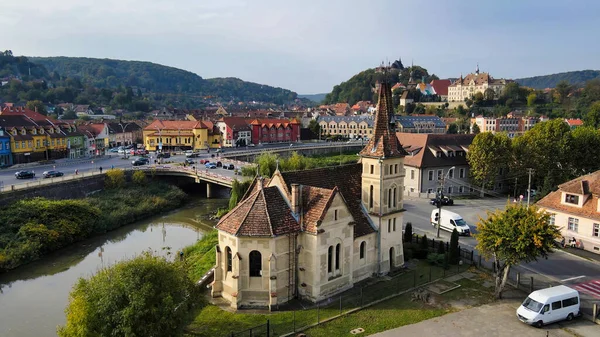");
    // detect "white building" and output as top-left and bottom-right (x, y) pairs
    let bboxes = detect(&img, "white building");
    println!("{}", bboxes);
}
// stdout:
(448, 66), (511, 102)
